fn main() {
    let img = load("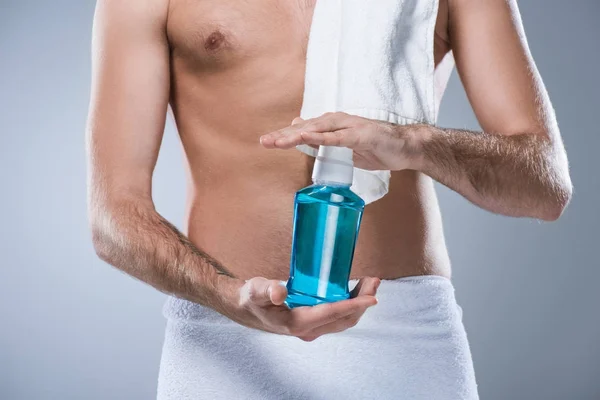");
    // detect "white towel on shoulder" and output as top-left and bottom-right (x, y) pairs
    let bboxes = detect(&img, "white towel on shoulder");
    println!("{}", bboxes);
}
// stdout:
(297, 0), (439, 204)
